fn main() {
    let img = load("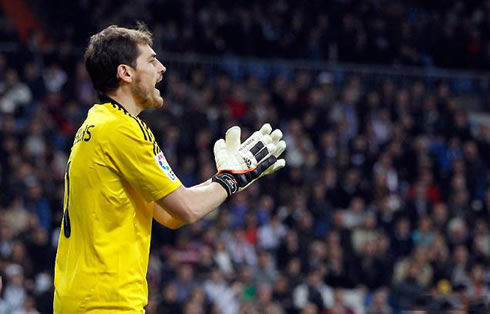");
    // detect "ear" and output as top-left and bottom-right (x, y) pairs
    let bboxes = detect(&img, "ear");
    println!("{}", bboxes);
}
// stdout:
(116, 64), (134, 84)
